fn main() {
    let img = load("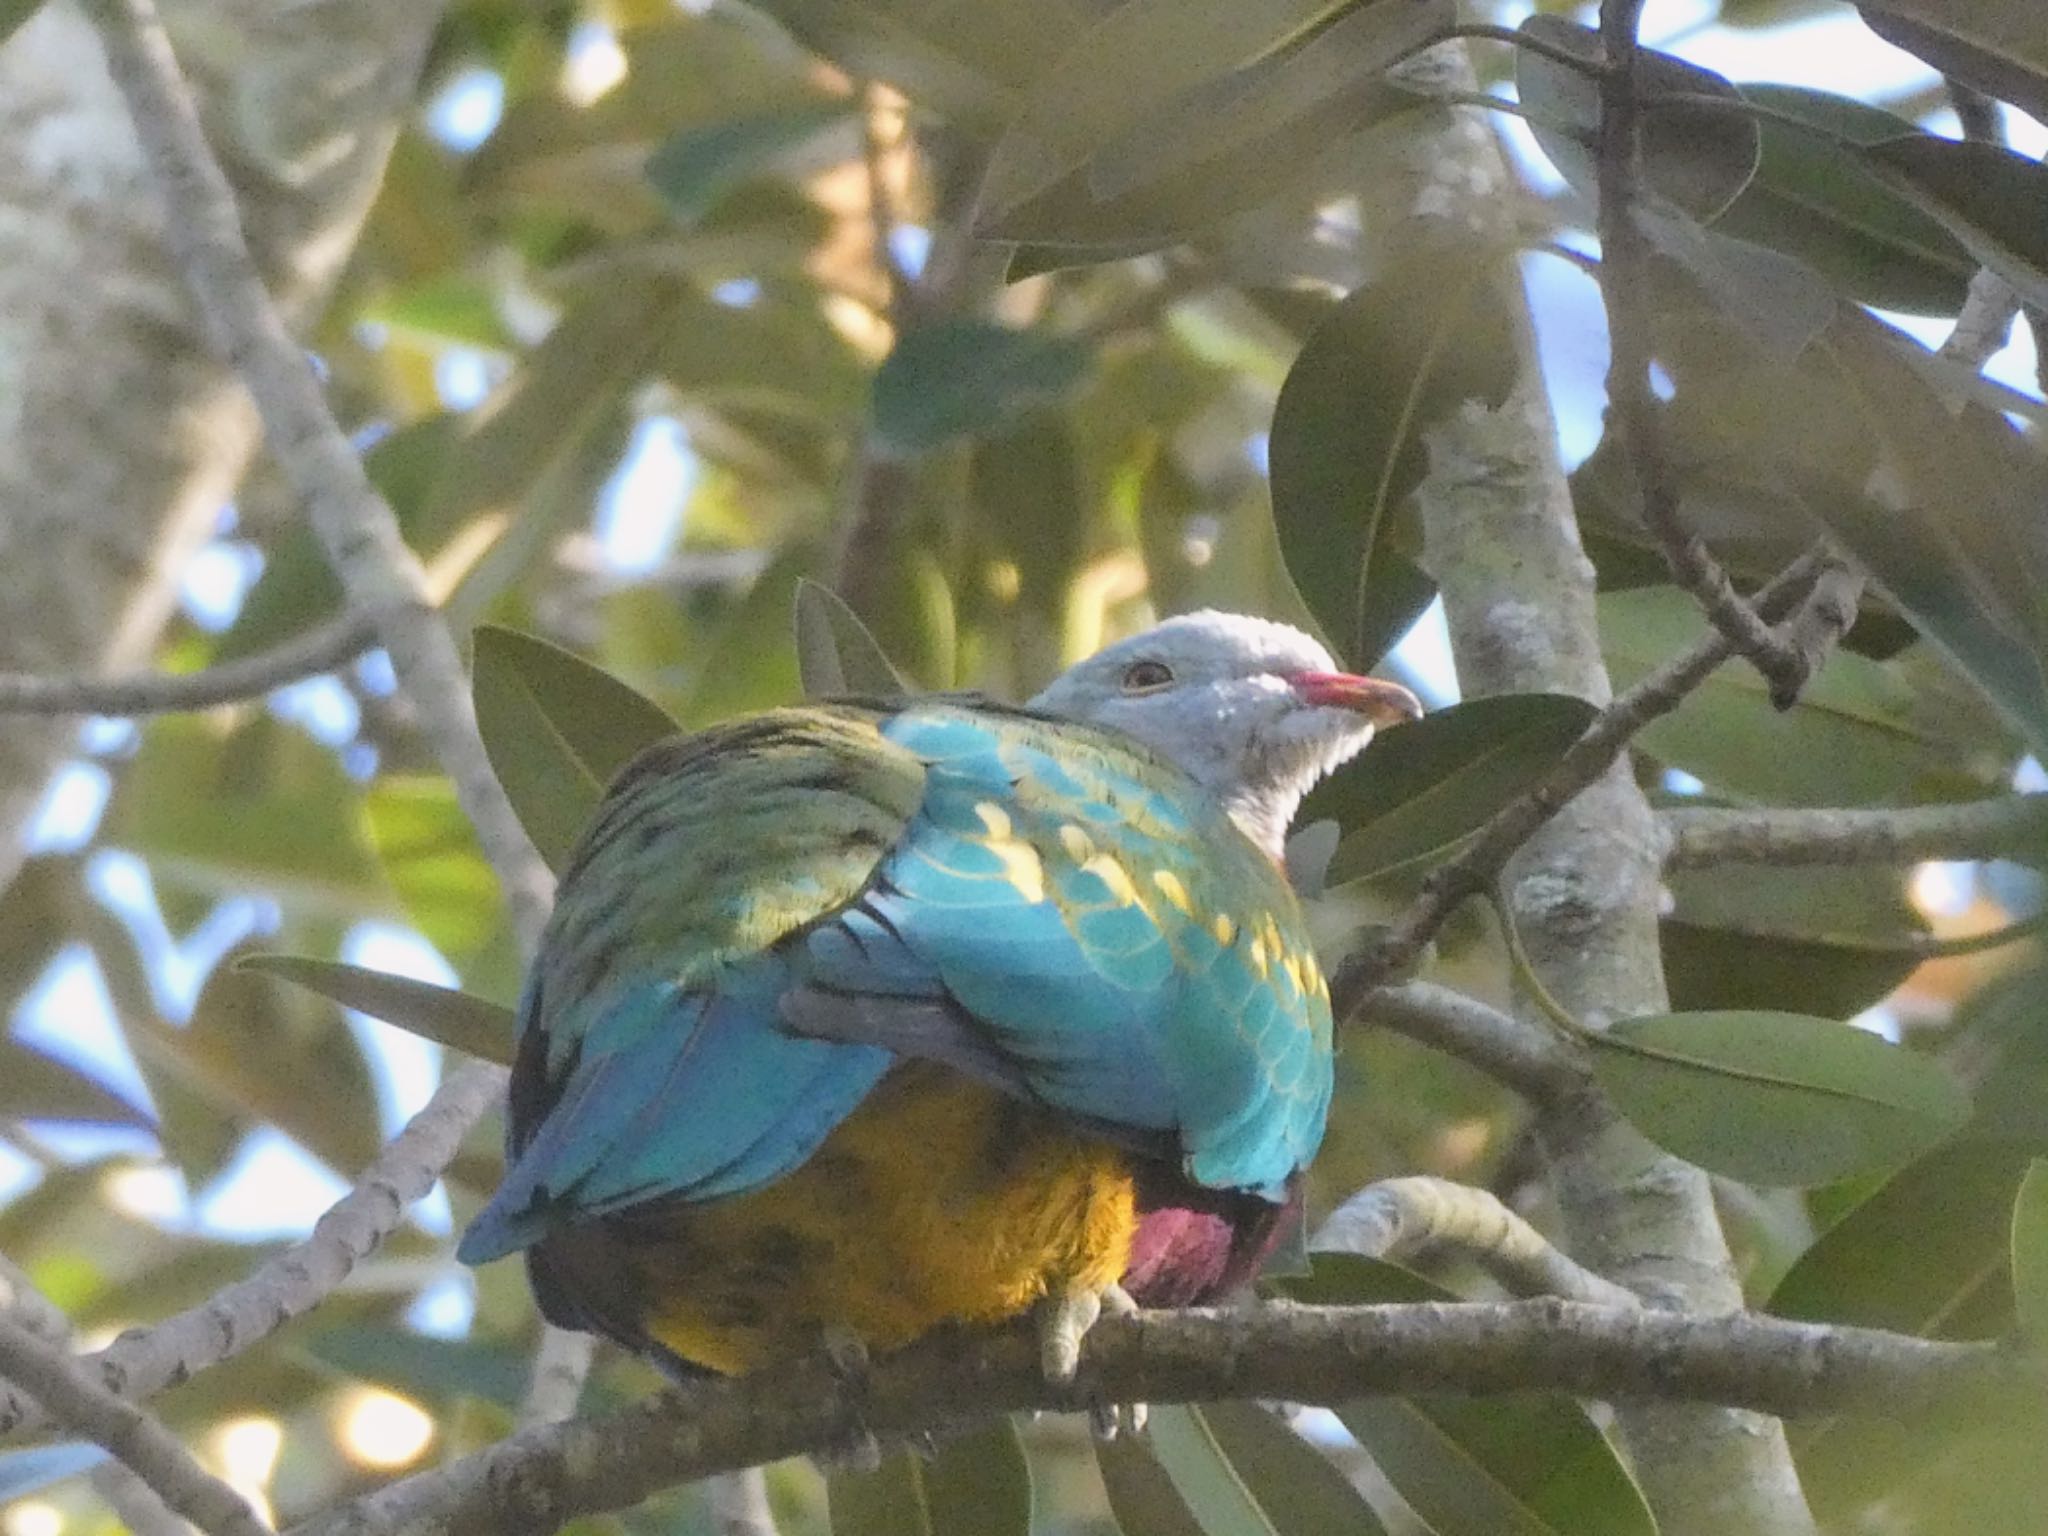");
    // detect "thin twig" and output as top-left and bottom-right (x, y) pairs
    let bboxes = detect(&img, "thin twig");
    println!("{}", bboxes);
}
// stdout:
(0, 616), (371, 715)
(516, 1327), (597, 1431)
(1333, 550), (1826, 997)
(1347, 980), (1583, 1105)
(1594, 0), (1812, 708)
(0, 1313), (273, 1536)
(0, 1061), (505, 1440)
(287, 1302), (2025, 1536)
(1940, 268), (2021, 372)
(1662, 795), (2048, 870)
(1314, 1177), (1639, 1307)
(81, 0), (552, 951)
